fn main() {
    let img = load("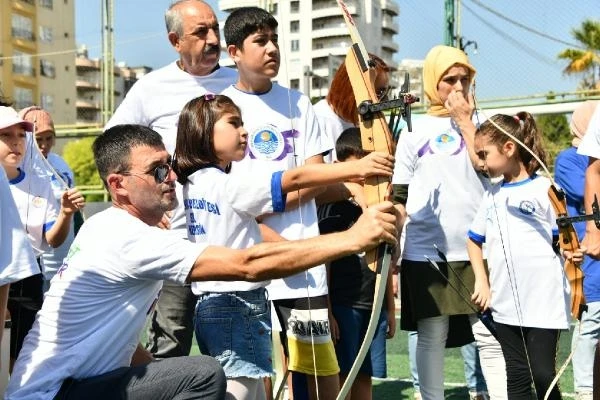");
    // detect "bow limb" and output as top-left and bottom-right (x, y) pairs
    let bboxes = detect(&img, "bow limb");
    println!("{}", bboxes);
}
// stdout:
(335, 1), (394, 399)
